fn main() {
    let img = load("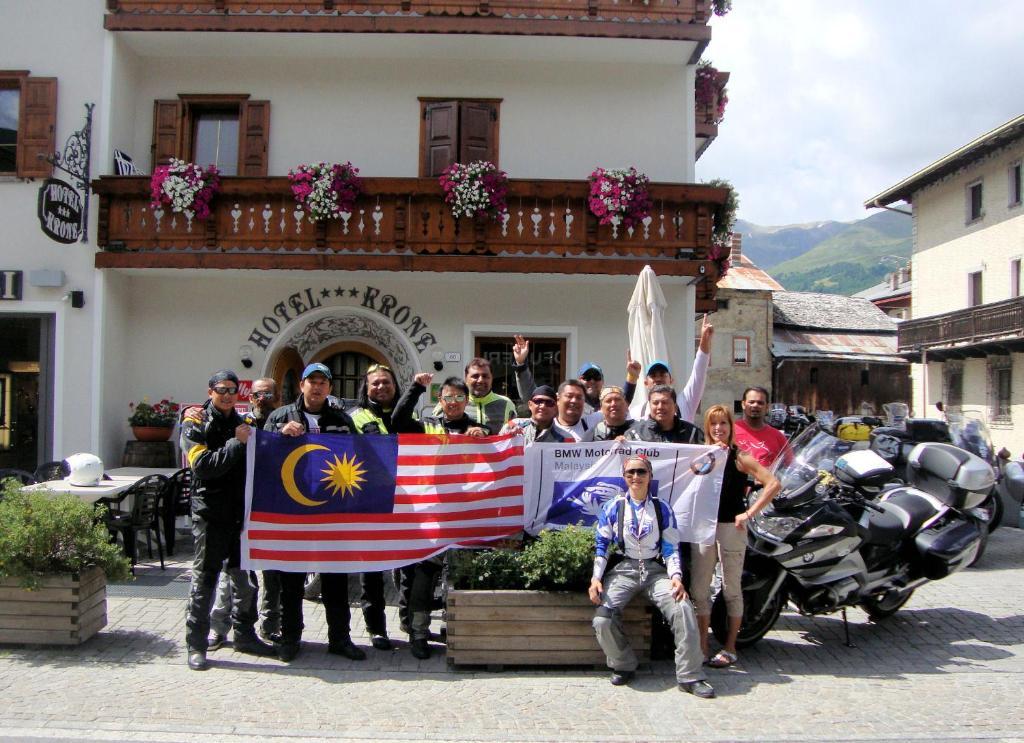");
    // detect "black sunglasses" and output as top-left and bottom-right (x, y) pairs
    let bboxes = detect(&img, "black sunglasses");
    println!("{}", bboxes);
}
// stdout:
(251, 391), (275, 400)
(624, 468), (650, 477)
(212, 386), (238, 395)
